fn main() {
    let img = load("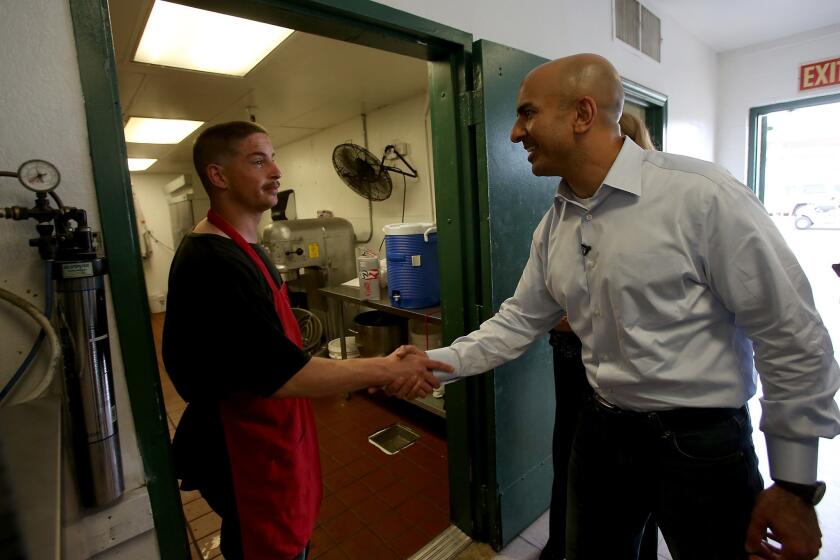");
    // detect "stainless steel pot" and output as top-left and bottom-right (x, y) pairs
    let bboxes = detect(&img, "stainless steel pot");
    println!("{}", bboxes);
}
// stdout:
(353, 311), (405, 357)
